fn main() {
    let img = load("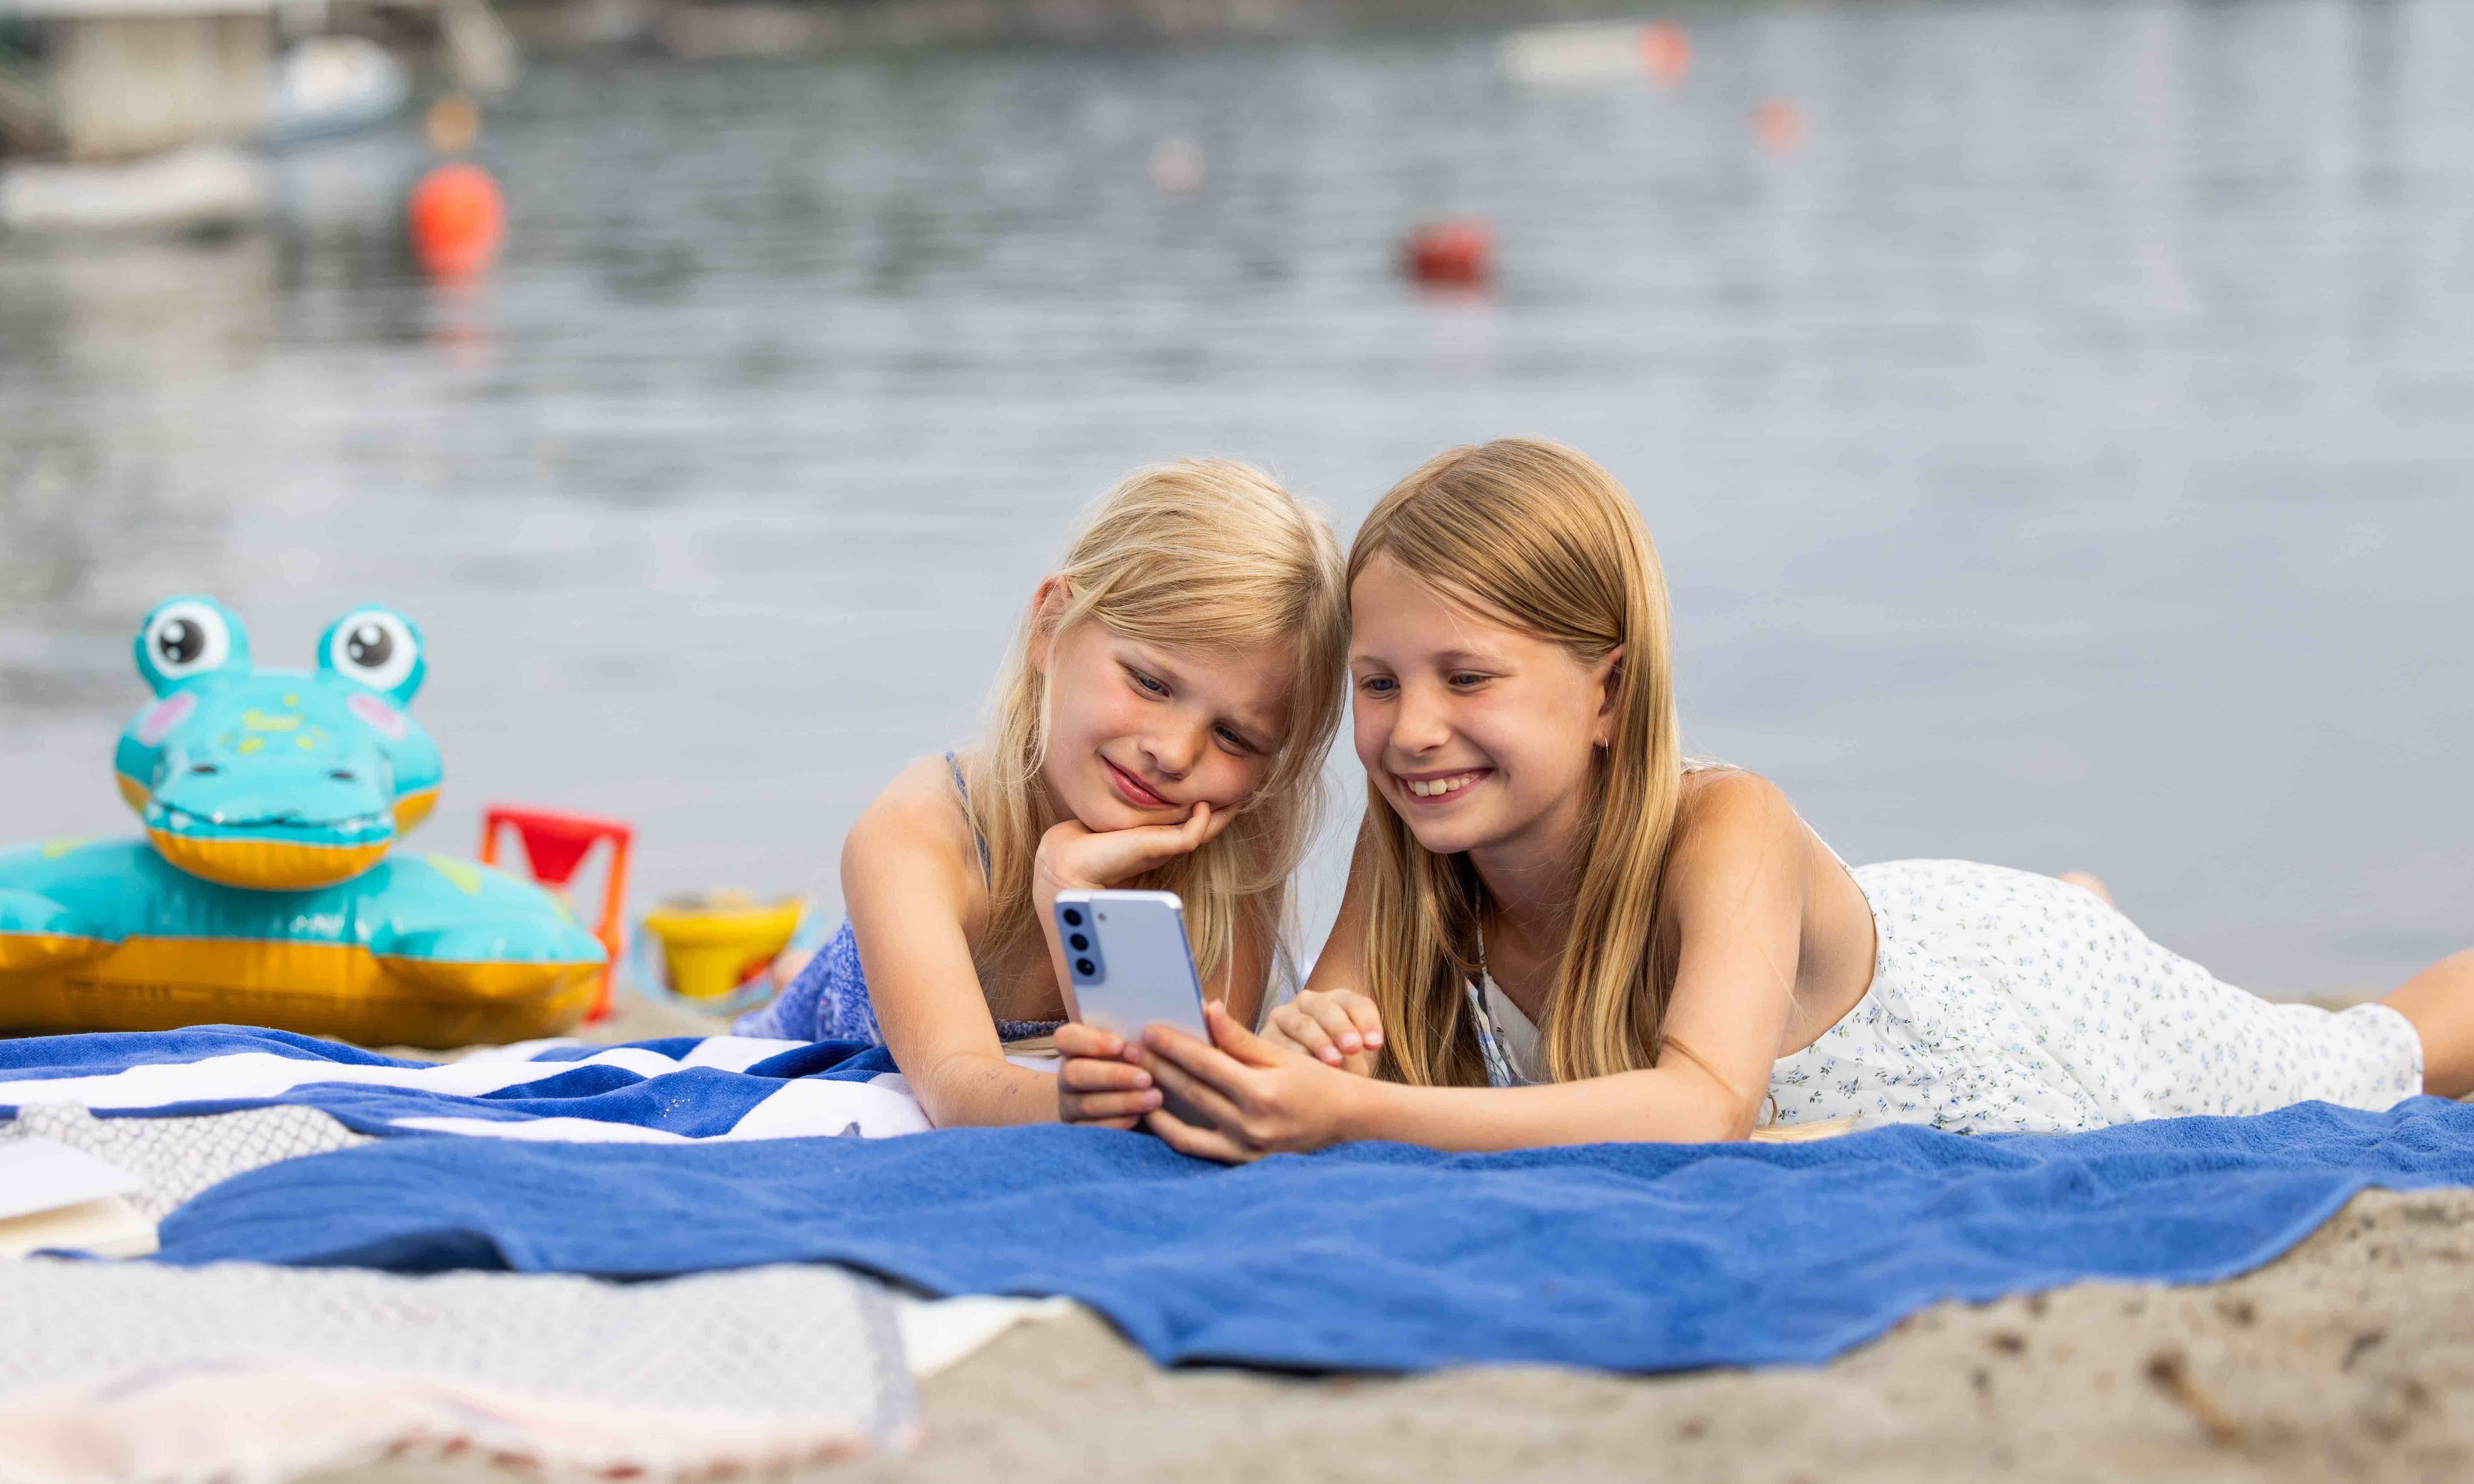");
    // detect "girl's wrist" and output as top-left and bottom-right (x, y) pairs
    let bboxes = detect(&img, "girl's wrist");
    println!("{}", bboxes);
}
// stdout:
(1326, 1064), (1385, 1144)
